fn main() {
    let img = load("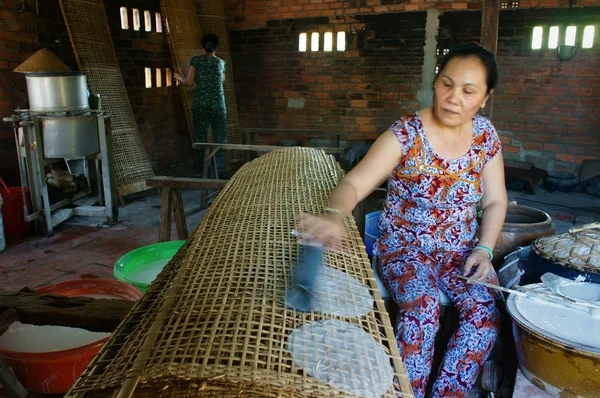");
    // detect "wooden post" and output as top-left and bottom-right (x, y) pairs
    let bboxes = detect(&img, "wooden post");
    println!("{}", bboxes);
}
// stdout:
(158, 187), (173, 242)
(481, 0), (500, 120)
